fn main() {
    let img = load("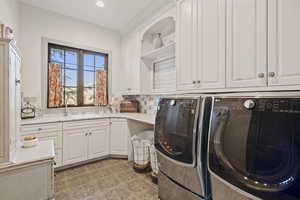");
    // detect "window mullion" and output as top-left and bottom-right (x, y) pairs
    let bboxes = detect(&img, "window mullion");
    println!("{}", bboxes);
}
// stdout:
(78, 50), (84, 106)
